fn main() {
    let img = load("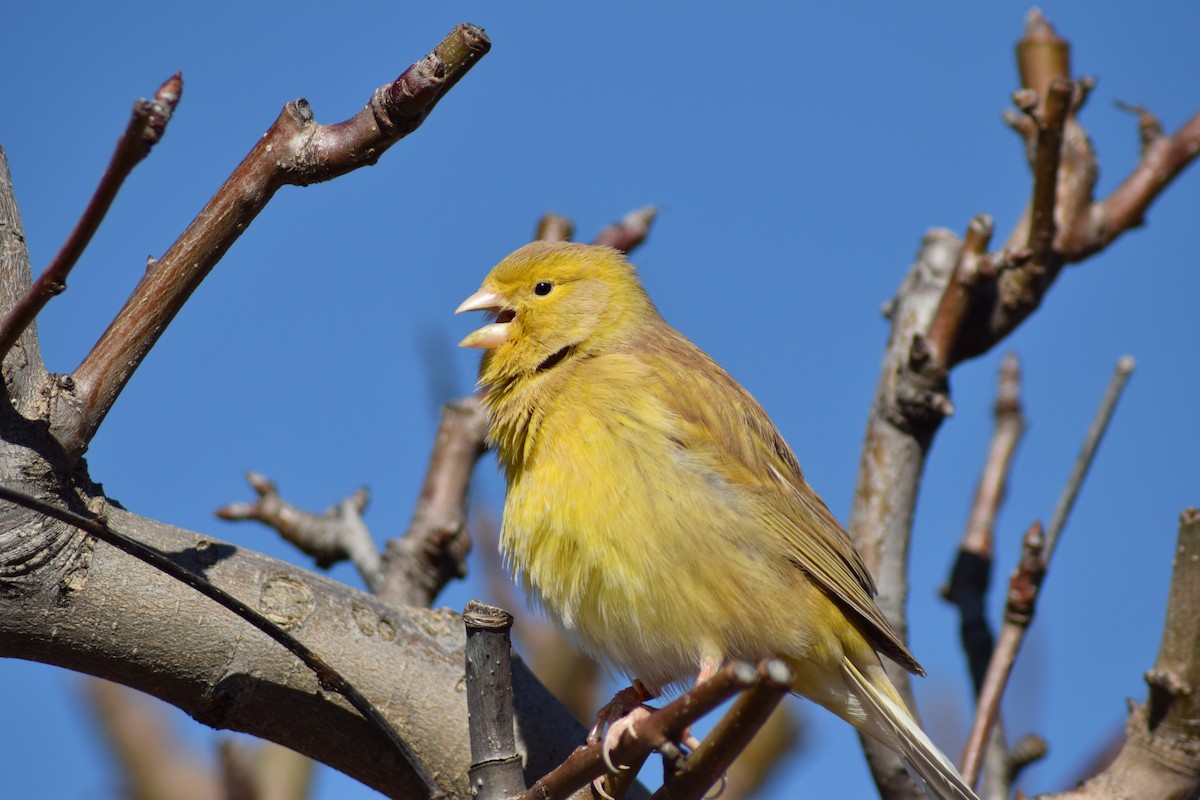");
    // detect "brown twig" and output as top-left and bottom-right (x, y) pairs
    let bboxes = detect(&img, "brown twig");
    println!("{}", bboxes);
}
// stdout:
(377, 394), (488, 606)
(942, 352), (1026, 692)
(219, 394), (488, 605)
(652, 660), (794, 800)
(0, 73), (181, 362)
(593, 206), (658, 254)
(522, 663), (760, 800)
(51, 24), (490, 459)
(959, 356), (1133, 786)
(216, 473), (379, 578)
(924, 214), (995, 370)
(960, 521), (1046, 787)
(1043, 356), (1135, 560)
